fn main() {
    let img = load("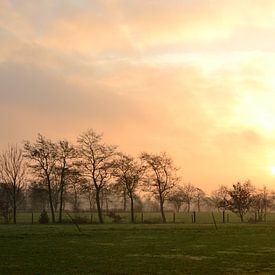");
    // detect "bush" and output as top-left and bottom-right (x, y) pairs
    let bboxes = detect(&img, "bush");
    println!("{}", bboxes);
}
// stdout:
(107, 211), (123, 223)
(39, 209), (49, 224)
(143, 218), (163, 224)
